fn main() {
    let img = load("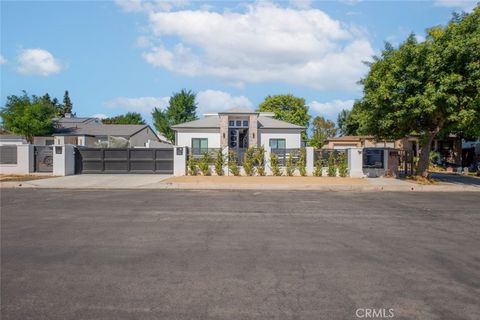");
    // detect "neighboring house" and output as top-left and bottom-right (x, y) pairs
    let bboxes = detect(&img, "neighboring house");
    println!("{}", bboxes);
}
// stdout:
(0, 134), (28, 146)
(172, 107), (305, 155)
(326, 134), (463, 166)
(33, 115), (170, 148)
(324, 136), (396, 149)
